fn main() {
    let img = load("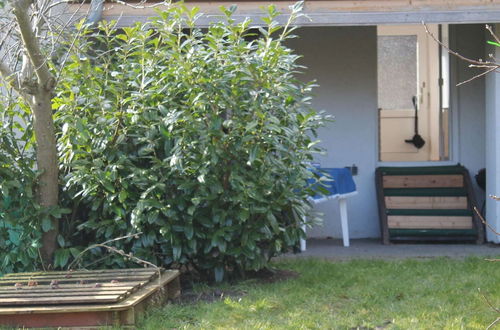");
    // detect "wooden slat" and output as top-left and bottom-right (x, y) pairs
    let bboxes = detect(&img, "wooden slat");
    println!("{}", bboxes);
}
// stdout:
(0, 280), (140, 287)
(382, 175), (463, 188)
(0, 295), (121, 306)
(387, 209), (471, 216)
(388, 215), (473, 229)
(0, 290), (127, 299)
(0, 284), (135, 292)
(3, 273), (156, 280)
(383, 188), (467, 196)
(385, 196), (468, 209)
(0, 282), (142, 292)
(3, 268), (158, 277)
(0, 274), (153, 281)
(0, 289), (133, 296)
(0, 286), (133, 298)
(388, 229), (477, 237)
(0, 276), (151, 285)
